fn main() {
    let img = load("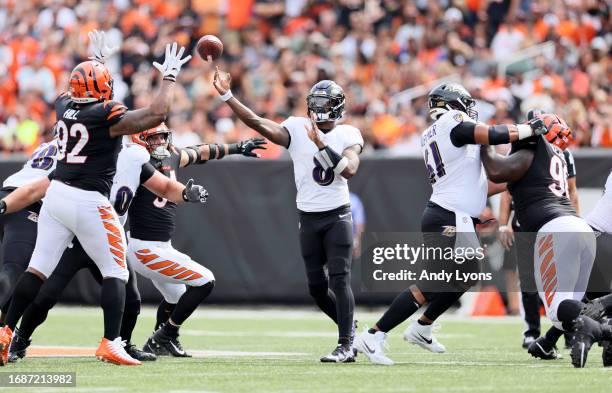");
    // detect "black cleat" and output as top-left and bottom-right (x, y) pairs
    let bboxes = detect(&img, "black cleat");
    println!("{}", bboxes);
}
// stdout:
(8, 329), (31, 363)
(581, 298), (606, 322)
(570, 315), (602, 368)
(527, 337), (561, 360)
(320, 344), (355, 363)
(143, 324), (191, 358)
(522, 335), (538, 349)
(125, 342), (156, 361)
